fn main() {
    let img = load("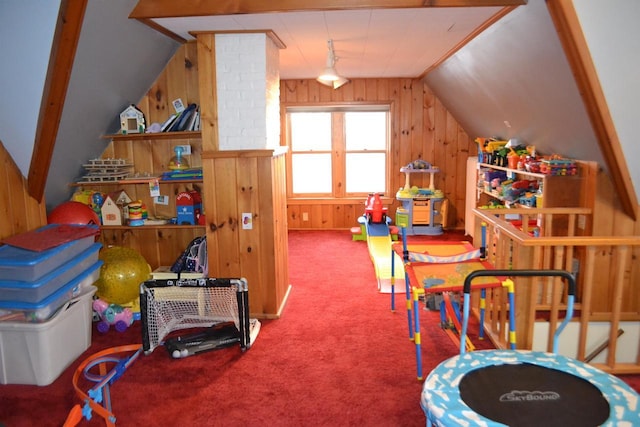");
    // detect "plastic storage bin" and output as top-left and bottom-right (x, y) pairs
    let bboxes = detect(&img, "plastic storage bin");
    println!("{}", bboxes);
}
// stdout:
(0, 260), (101, 322)
(0, 286), (96, 385)
(0, 225), (98, 282)
(0, 242), (101, 303)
